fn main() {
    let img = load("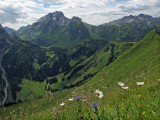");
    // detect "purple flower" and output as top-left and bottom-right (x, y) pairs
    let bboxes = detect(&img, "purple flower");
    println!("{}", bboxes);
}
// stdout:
(90, 102), (99, 109)
(74, 96), (81, 101)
